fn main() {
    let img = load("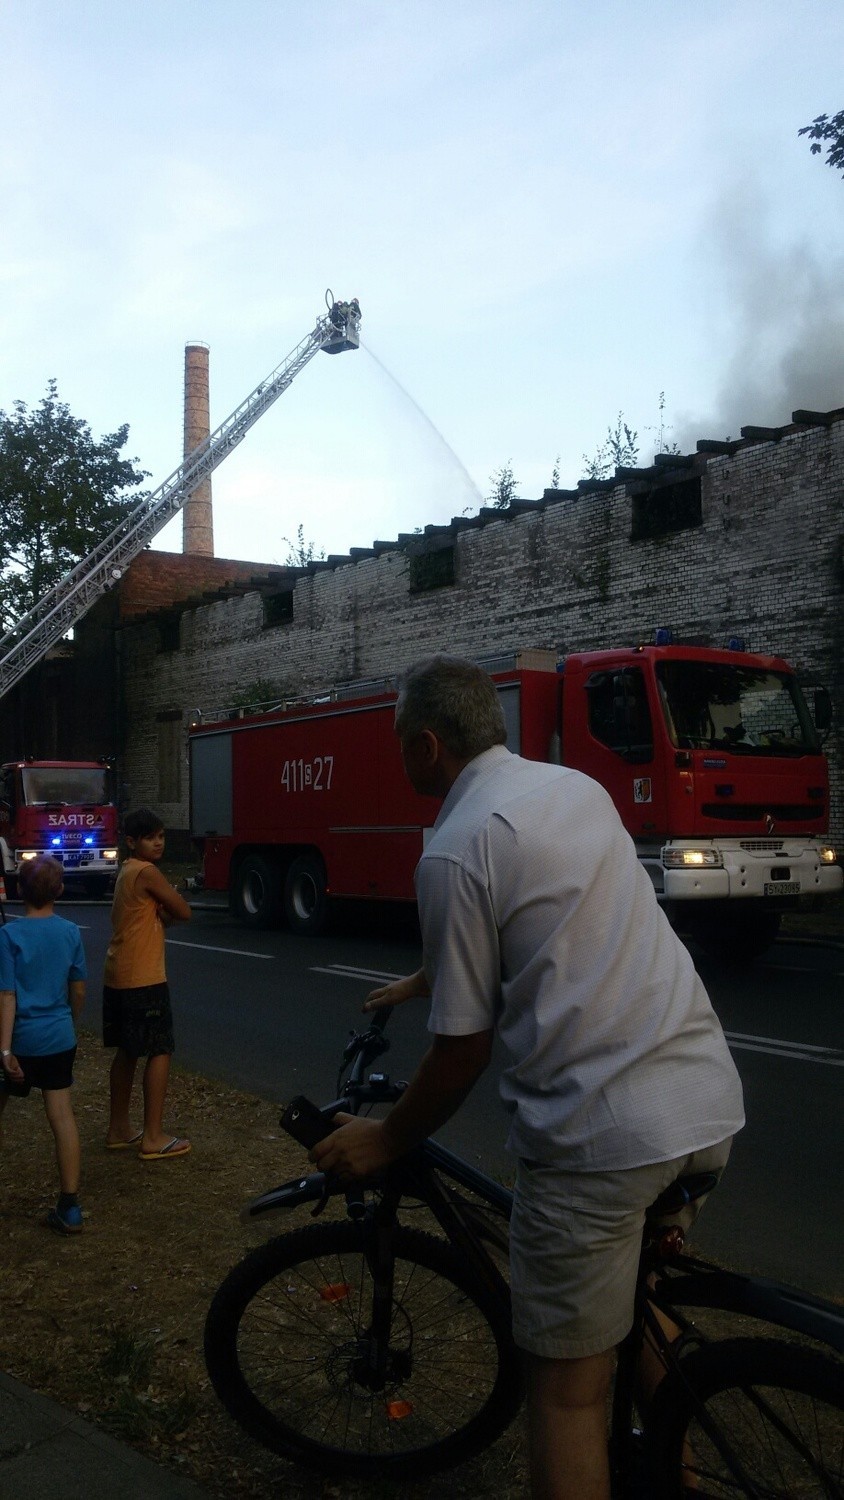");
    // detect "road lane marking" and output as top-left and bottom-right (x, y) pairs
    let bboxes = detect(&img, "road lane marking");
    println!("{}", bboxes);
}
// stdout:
(312, 967), (844, 1065)
(724, 1032), (844, 1067)
(727, 1042), (844, 1066)
(167, 940), (274, 959)
(310, 964), (407, 983)
(725, 1030), (840, 1053)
